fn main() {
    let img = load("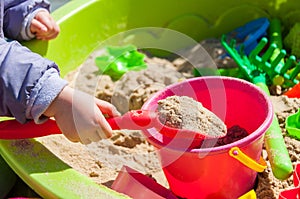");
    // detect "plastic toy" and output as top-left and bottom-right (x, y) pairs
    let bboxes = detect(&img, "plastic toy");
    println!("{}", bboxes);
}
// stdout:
(224, 36), (300, 87)
(221, 34), (294, 180)
(285, 108), (300, 140)
(95, 45), (147, 80)
(268, 18), (286, 85)
(0, 110), (223, 149)
(278, 163), (300, 199)
(0, 155), (17, 199)
(238, 190), (257, 199)
(111, 166), (178, 199)
(112, 166), (258, 199)
(229, 147), (267, 173)
(222, 18), (300, 88)
(142, 76), (273, 199)
(284, 82), (300, 98)
(225, 17), (269, 55)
